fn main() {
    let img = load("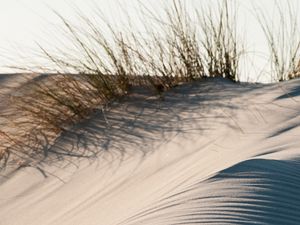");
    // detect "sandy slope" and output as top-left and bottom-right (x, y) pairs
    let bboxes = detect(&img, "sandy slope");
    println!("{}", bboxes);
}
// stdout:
(0, 75), (300, 225)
